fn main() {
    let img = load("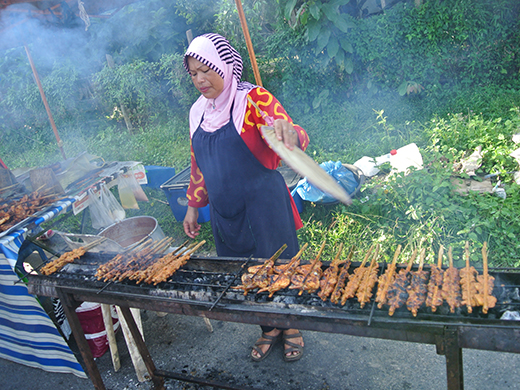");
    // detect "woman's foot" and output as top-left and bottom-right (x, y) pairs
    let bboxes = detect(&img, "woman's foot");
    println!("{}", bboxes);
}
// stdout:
(283, 329), (304, 362)
(251, 329), (282, 361)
